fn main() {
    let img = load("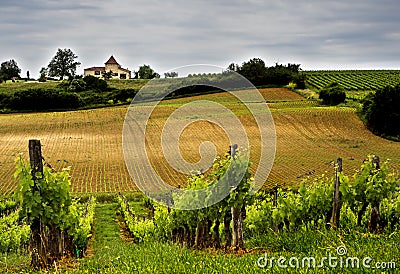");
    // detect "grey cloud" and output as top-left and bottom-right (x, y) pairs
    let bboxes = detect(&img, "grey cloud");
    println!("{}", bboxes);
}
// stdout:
(1, 0), (399, 77)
